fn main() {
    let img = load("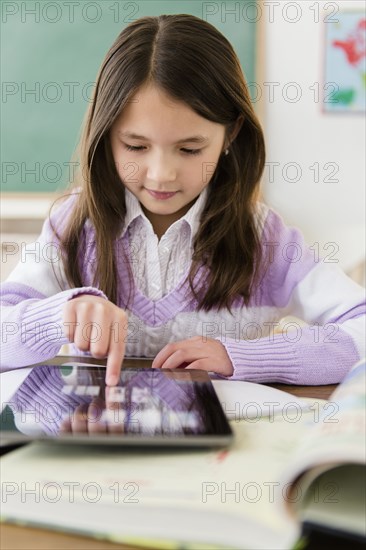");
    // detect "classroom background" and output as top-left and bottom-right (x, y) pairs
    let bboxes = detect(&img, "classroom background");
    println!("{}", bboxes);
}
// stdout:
(1, 0), (365, 287)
